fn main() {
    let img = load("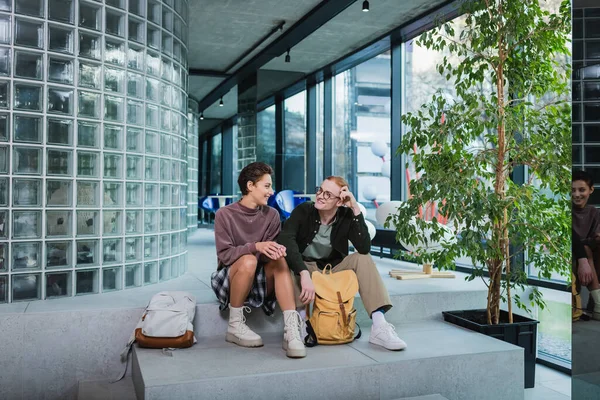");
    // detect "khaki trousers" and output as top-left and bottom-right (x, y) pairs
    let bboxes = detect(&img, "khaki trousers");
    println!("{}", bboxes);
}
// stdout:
(292, 253), (392, 317)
